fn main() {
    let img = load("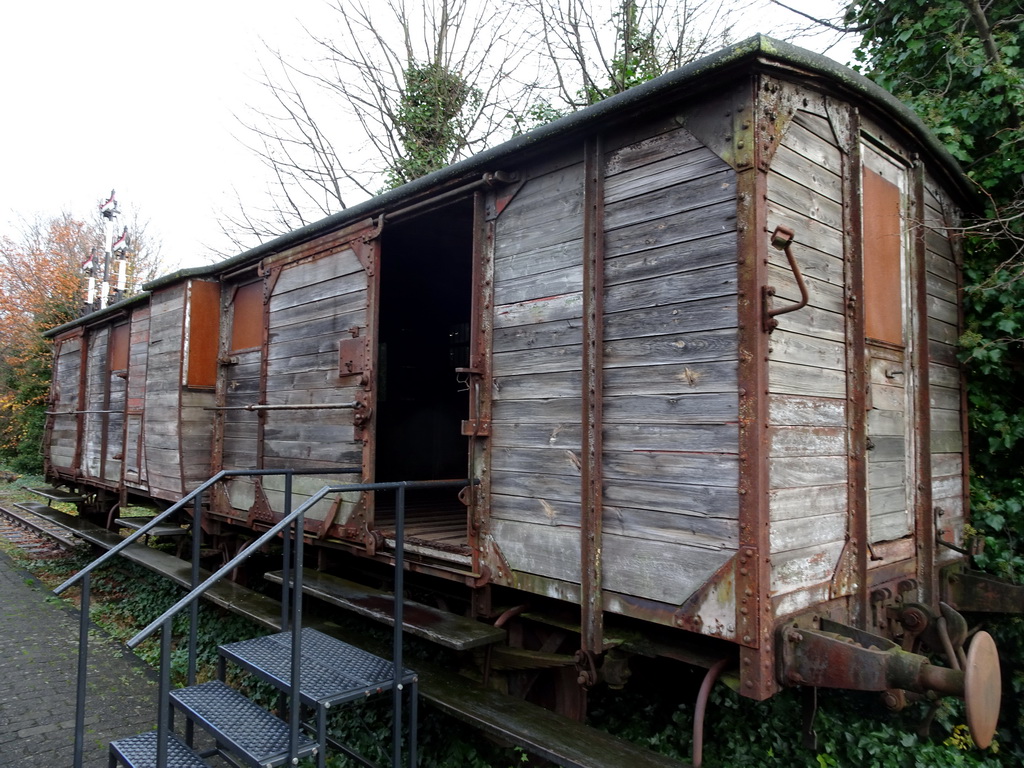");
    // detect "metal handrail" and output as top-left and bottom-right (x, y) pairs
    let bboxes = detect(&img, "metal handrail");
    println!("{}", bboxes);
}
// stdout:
(61, 465), (359, 767)
(126, 477), (474, 768)
(53, 470), (228, 596)
(65, 470), (474, 767)
(127, 477), (474, 647)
